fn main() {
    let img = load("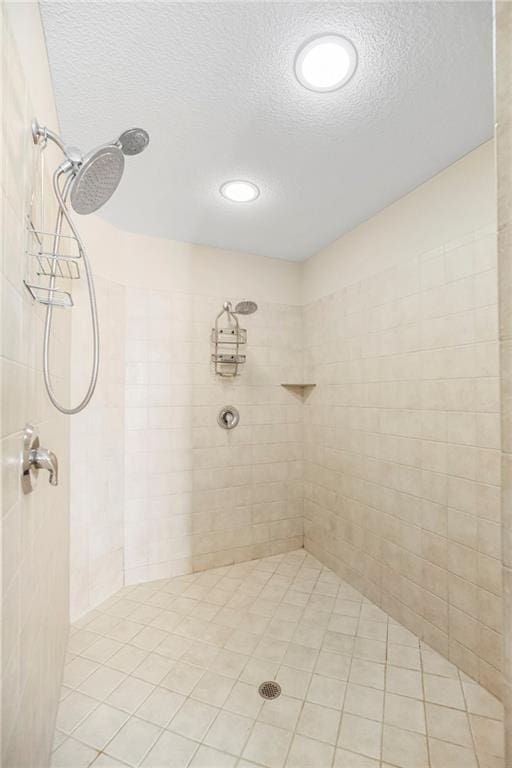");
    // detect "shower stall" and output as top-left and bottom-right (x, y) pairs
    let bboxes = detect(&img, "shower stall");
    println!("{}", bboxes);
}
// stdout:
(1, 2), (511, 767)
